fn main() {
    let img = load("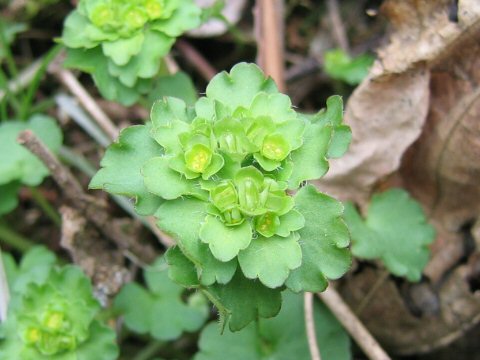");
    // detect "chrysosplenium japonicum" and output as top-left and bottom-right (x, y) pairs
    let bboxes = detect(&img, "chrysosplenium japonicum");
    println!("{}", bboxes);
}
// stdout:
(90, 63), (352, 331)
(0, 247), (118, 359)
(61, 0), (201, 105)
